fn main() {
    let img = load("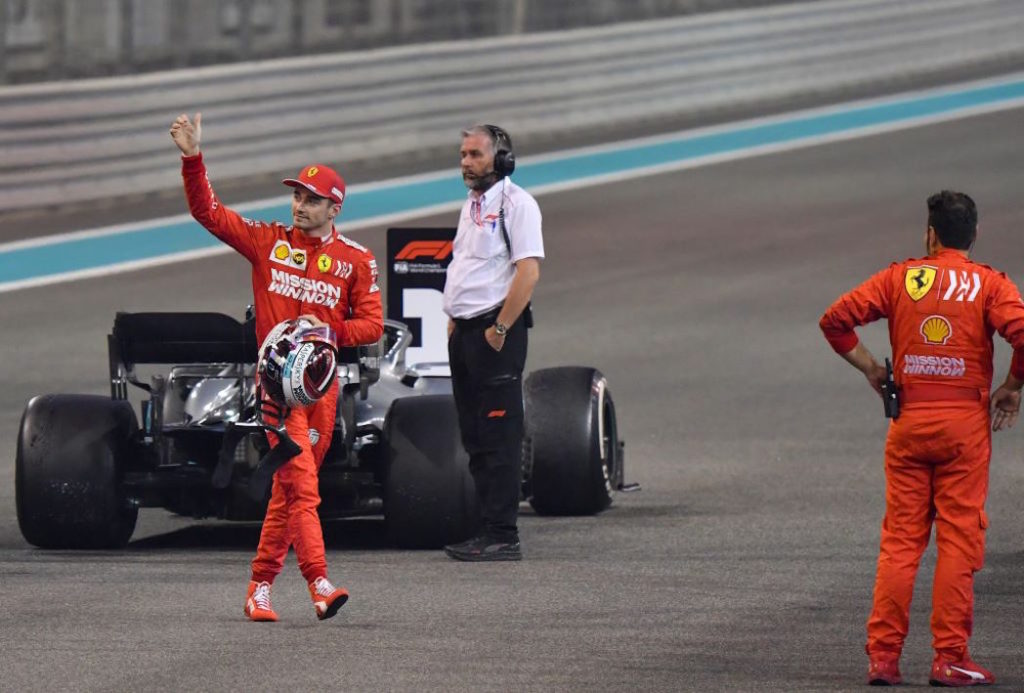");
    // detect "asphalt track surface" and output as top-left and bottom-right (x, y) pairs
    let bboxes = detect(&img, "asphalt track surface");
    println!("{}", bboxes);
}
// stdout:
(2, 108), (1024, 692)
